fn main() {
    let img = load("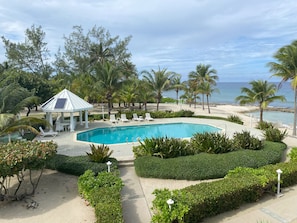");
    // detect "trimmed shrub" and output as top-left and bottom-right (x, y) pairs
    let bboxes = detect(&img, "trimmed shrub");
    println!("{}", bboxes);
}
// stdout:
(134, 141), (286, 180)
(289, 147), (297, 162)
(152, 161), (297, 222)
(232, 130), (264, 150)
(78, 170), (124, 223)
(46, 154), (118, 176)
(190, 132), (234, 154)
